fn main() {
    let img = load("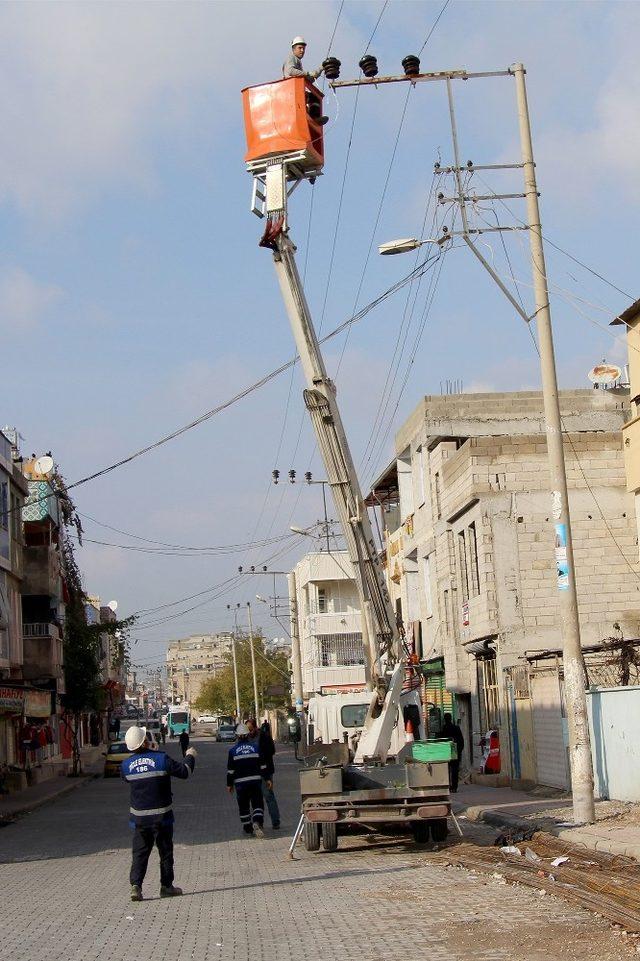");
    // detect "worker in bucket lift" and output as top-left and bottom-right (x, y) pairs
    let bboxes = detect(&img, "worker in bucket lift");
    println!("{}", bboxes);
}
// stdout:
(283, 36), (329, 125)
